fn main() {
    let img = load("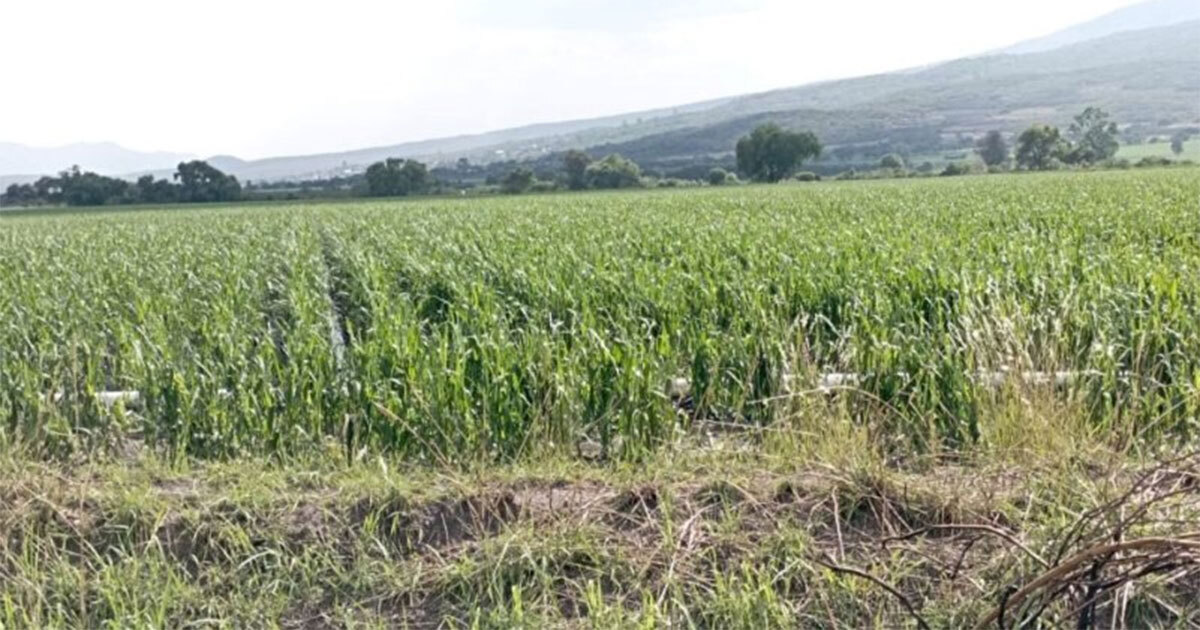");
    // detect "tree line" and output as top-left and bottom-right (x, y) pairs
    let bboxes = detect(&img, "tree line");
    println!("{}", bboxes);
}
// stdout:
(973, 107), (1184, 172)
(6, 105), (1182, 208)
(355, 126), (818, 198)
(2, 161), (241, 207)
(357, 150), (647, 197)
(306, 106), (1179, 202)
